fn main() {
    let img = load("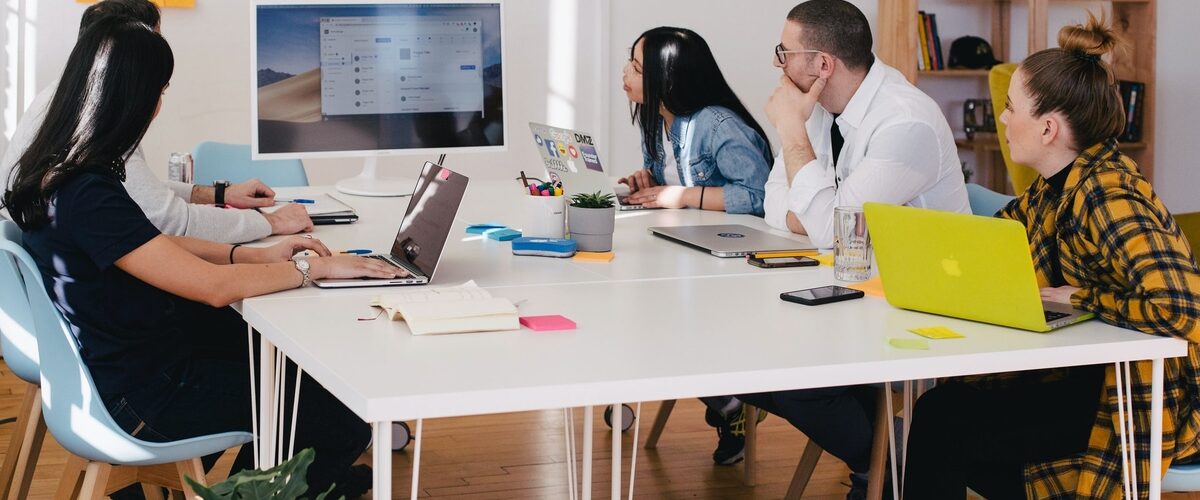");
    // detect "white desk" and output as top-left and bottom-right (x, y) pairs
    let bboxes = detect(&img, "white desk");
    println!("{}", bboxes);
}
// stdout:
(243, 183), (1186, 499)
